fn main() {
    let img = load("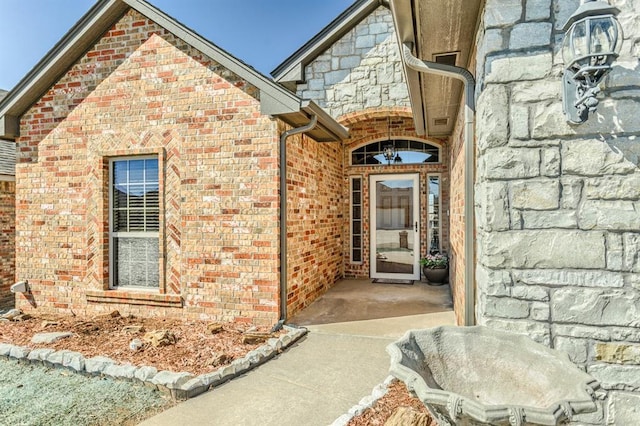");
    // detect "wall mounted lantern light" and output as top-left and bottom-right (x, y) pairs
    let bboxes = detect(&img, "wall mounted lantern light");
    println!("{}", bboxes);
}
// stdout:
(561, 0), (623, 124)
